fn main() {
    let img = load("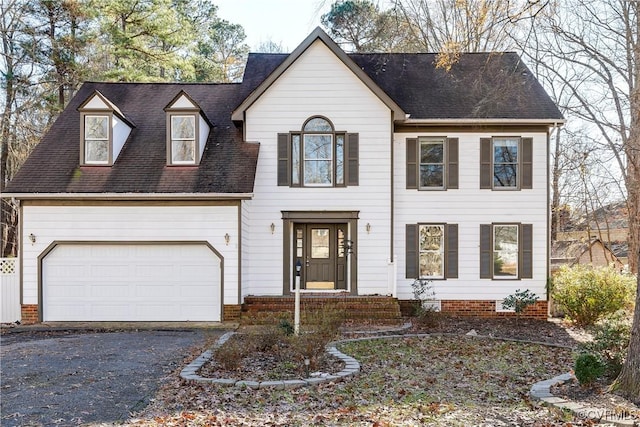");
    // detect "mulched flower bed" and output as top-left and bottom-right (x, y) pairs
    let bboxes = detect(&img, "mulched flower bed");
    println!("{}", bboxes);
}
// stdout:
(197, 333), (345, 381)
(125, 316), (639, 426)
